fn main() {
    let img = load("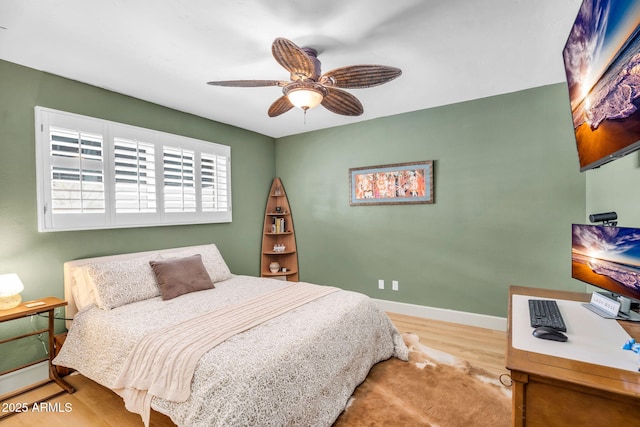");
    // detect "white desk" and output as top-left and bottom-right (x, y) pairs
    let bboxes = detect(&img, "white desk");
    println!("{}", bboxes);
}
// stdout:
(506, 286), (640, 427)
(511, 294), (637, 371)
